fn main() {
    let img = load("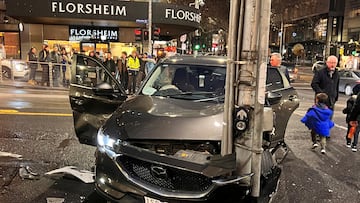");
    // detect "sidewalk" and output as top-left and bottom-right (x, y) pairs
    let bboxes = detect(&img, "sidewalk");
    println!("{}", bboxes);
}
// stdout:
(0, 80), (69, 91)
